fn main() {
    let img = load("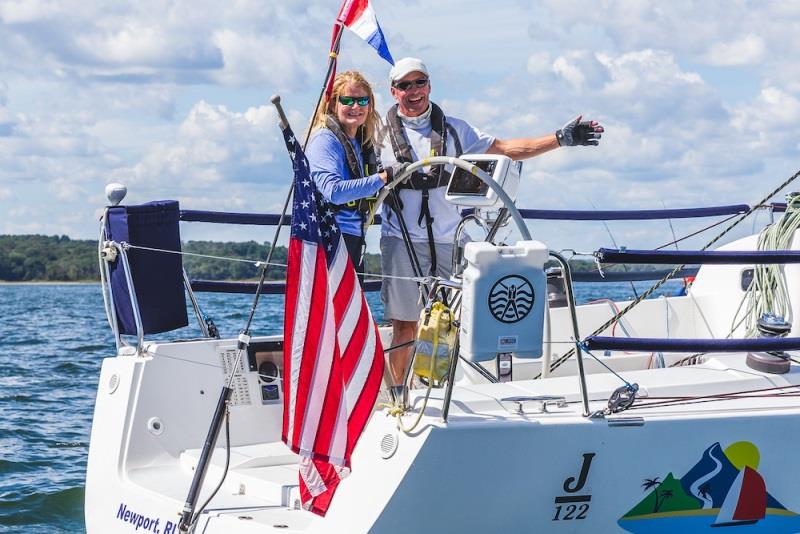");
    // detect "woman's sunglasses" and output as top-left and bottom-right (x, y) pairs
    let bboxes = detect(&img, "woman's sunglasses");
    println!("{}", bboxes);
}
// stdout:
(337, 95), (370, 107)
(392, 78), (429, 91)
